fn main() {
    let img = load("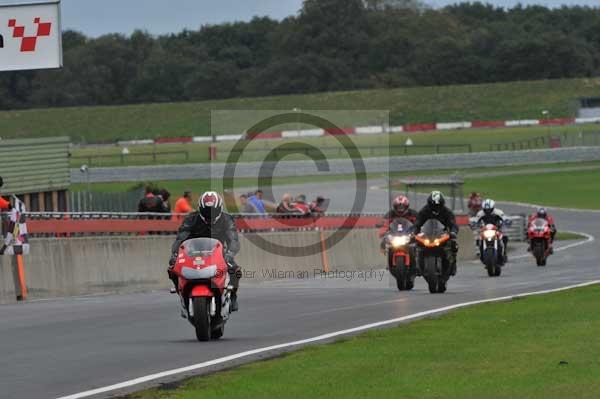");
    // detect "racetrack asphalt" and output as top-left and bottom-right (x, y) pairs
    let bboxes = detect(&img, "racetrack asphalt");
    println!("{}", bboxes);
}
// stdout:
(0, 179), (598, 399)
